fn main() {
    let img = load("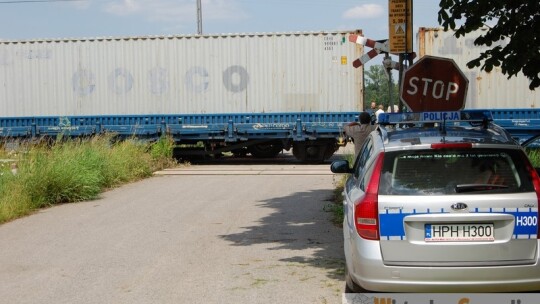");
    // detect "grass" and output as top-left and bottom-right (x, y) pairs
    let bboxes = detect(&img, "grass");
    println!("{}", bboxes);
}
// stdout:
(0, 135), (177, 224)
(325, 153), (353, 226)
(324, 174), (346, 226)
